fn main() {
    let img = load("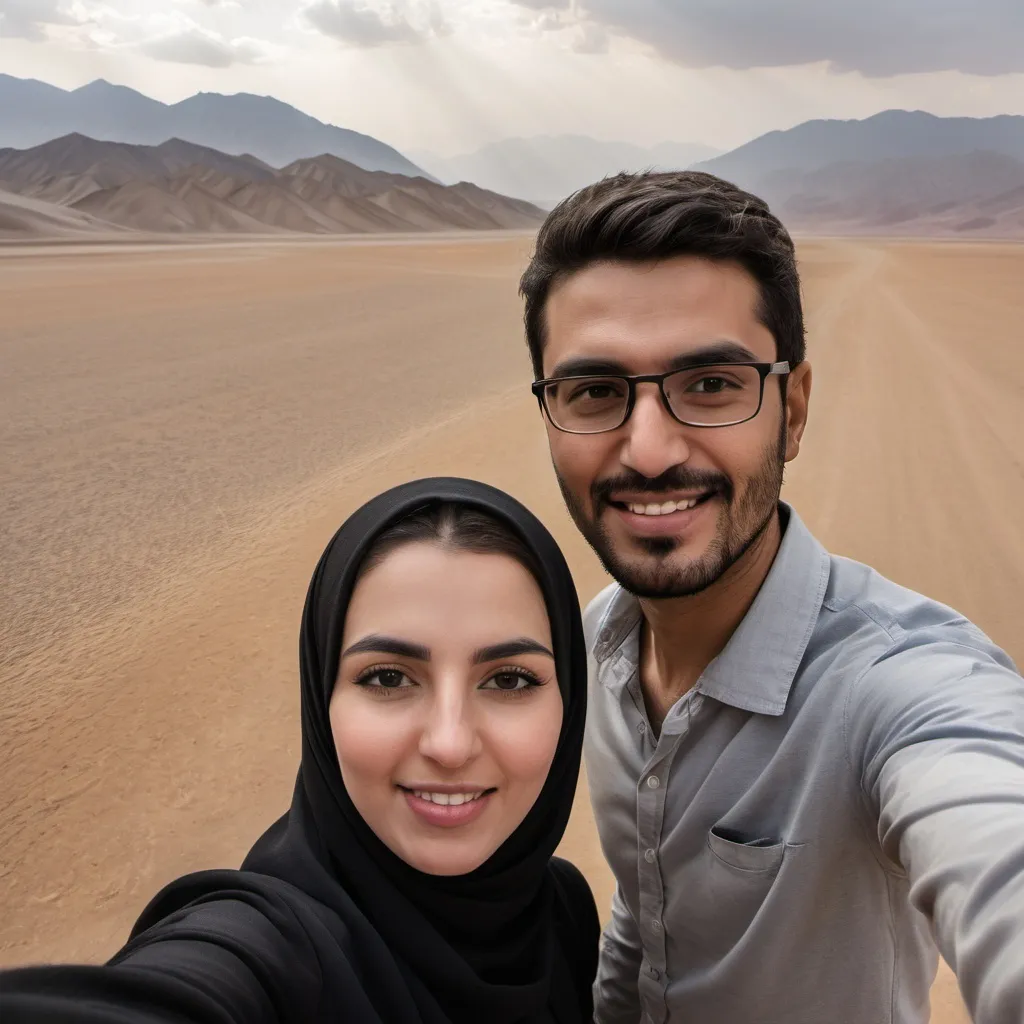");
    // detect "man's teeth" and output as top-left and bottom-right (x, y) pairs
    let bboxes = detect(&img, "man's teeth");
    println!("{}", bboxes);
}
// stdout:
(627, 498), (700, 516)
(412, 791), (485, 806)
